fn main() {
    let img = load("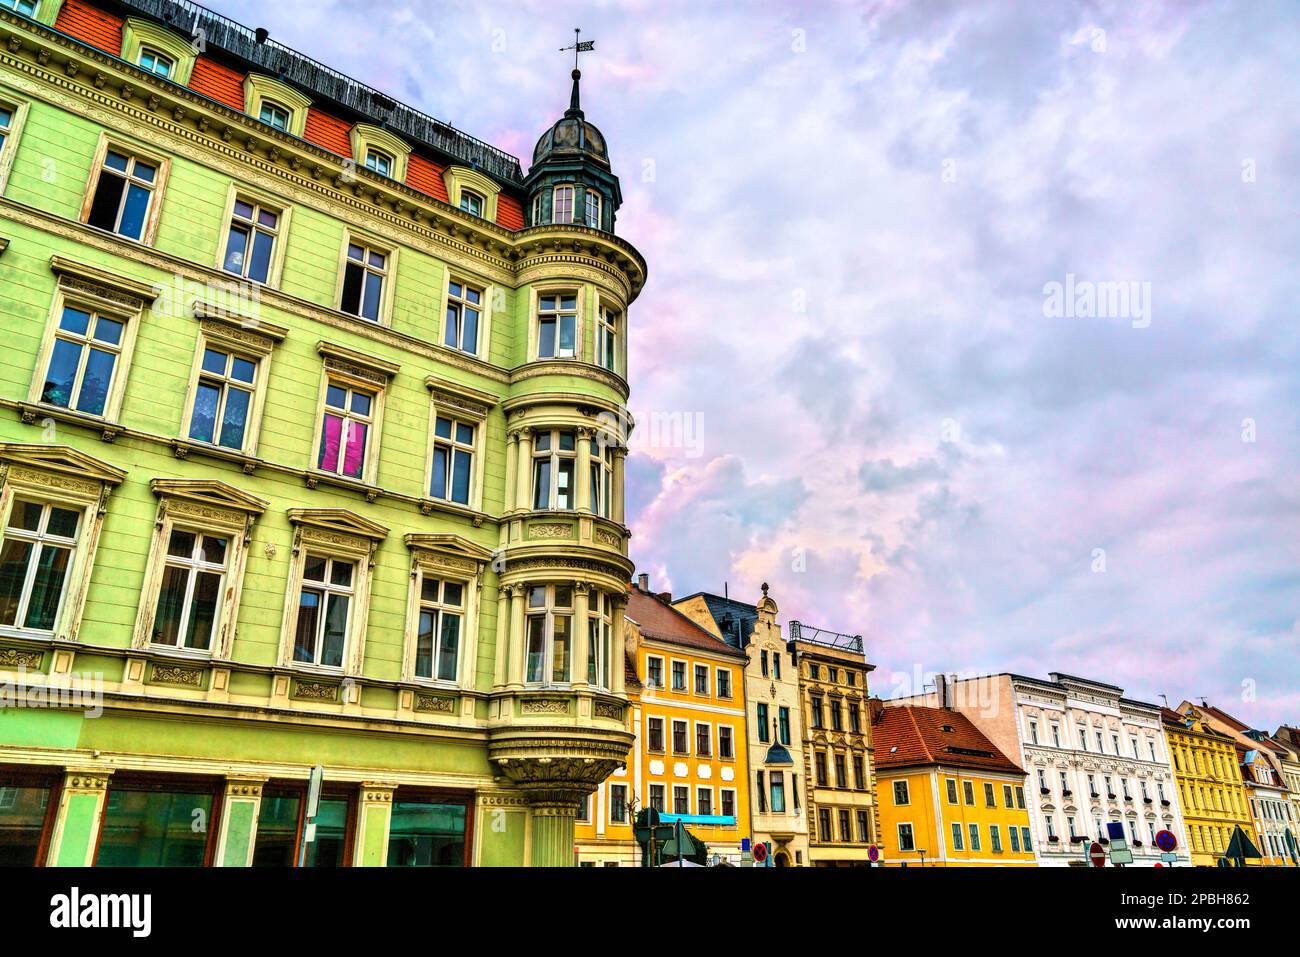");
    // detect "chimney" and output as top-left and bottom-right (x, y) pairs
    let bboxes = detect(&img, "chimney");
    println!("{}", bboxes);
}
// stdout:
(936, 673), (955, 710)
(636, 573), (649, 592)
